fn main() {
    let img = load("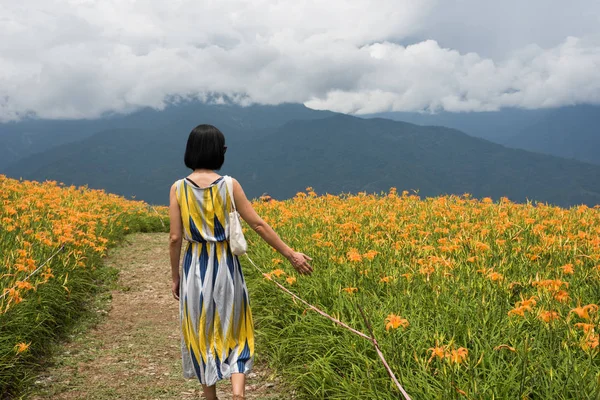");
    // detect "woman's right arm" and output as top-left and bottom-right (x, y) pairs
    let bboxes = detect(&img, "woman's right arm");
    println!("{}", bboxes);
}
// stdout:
(232, 178), (313, 275)
(169, 182), (183, 299)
